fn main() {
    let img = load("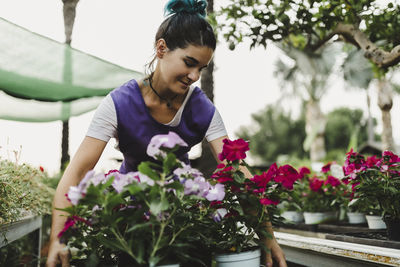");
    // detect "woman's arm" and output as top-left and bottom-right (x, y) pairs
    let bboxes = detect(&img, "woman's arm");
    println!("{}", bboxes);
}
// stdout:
(208, 136), (287, 267)
(46, 136), (107, 267)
